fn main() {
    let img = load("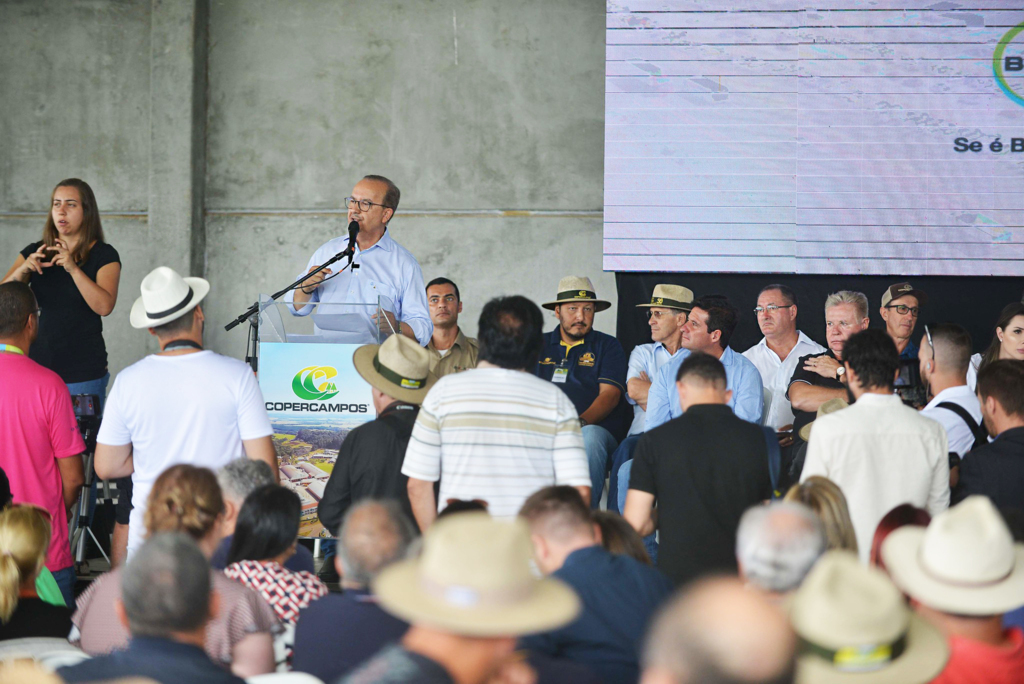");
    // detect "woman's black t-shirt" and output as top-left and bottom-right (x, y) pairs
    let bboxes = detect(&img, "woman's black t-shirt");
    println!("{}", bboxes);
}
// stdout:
(20, 241), (121, 383)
